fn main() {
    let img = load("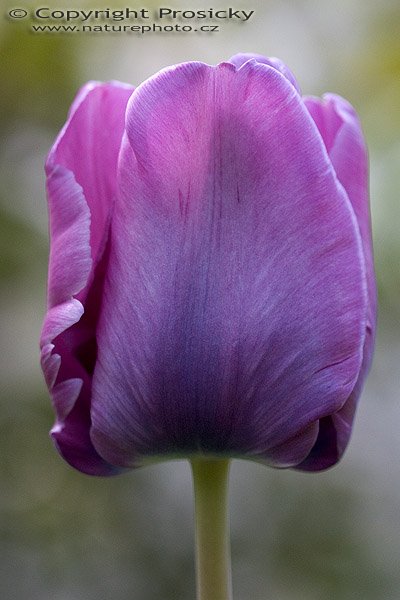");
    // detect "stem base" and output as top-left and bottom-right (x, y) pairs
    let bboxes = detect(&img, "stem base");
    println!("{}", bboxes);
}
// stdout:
(191, 458), (232, 600)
